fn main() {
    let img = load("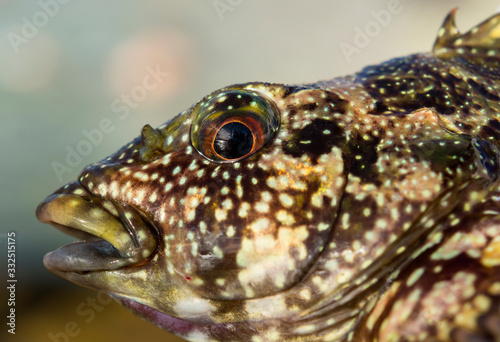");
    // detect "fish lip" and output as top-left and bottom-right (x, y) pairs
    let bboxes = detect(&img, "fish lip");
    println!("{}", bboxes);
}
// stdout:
(36, 184), (158, 273)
